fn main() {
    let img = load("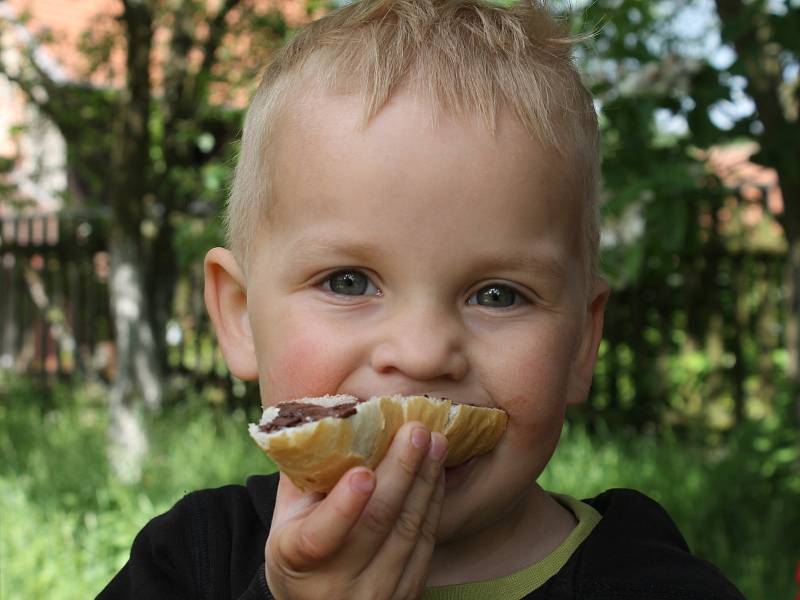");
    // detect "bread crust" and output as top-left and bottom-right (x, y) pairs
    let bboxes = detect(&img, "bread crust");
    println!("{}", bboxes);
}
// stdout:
(249, 394), (507, 492)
